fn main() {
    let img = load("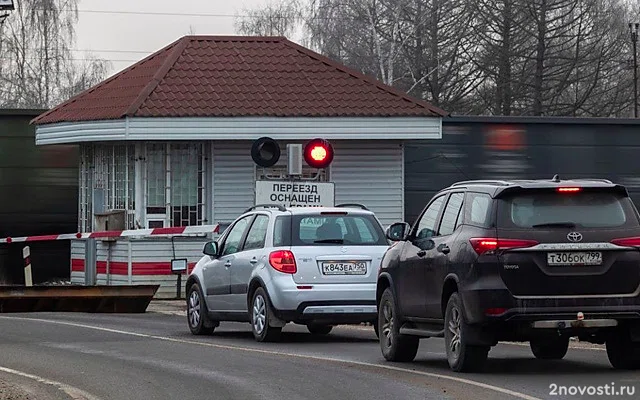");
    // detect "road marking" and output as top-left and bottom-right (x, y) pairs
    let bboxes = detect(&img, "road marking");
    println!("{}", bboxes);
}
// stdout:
(0, 365), (101, 400)
(152, 312), (607, 352)
(0, 316), (542, 400)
